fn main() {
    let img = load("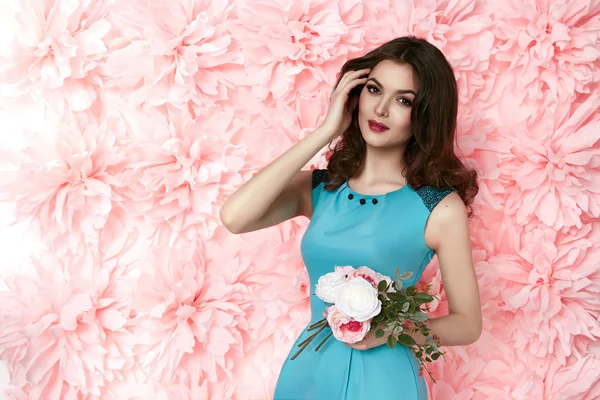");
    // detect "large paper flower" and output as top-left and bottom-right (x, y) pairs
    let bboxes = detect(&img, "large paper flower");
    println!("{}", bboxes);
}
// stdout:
(229, 0), (368, 102)
(230, 87), (332, 165)
(0, 114), (135, 255)
(427, 350), (544, 399)
(104, 0), (243, 110)
(132, 243), (249, 388)
(453, 107), (513, 212)
(0, 0), (111, 114)
(499, 91), (600, 230)
(0, 247), (137, 398)
(545, 349), (600, 400)
(203, 224), (312, 397)
(493, 224), (600, 365)
(127, 107), (246, 248)
(491, 0), (600, 101)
